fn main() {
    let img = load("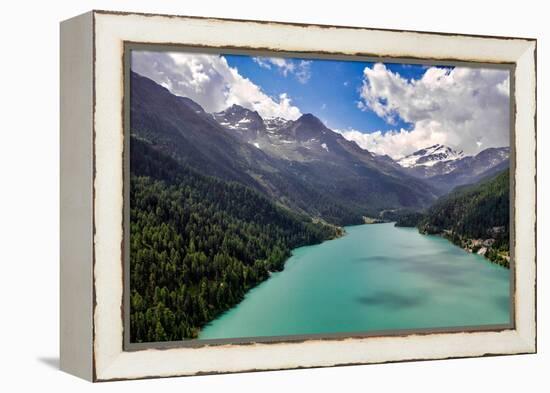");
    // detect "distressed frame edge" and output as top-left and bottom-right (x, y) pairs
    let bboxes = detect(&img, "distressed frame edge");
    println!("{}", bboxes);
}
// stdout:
(59, 11), (95, 381)
(91, 8), (537, 42)
(90, 11), (537, 381)
(512, 40), (537, 354)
